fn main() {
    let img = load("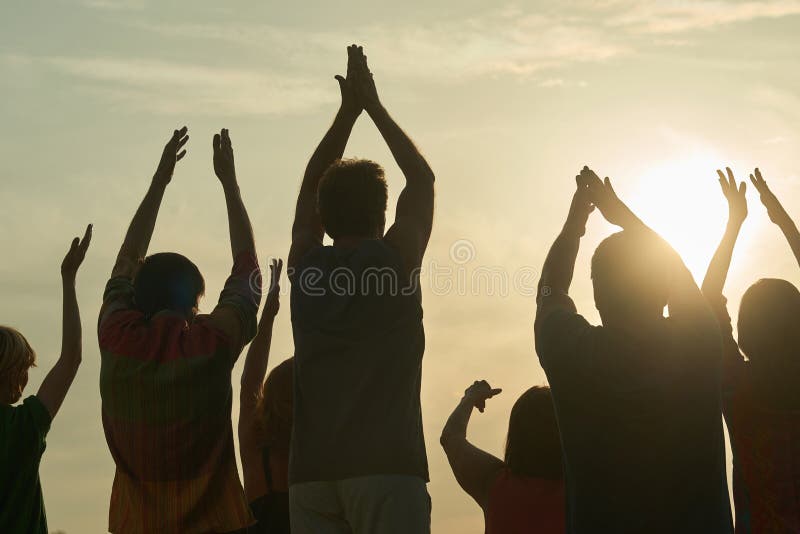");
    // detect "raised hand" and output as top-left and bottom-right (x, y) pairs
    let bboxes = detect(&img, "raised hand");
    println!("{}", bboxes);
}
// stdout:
(750, 168), (792, 228)
(350, 45), (381, 114)
(717, 167), (747, 226)
(581, 166), (636, 228)
(334, 45), (363, 118)
(213, 128), (237, 190)
(154, 127), (189, 185)
(565, 174), (595, 236)
(463, 380), (502, 413)
(262, 258), (283, 319)
(61, 224), (93, 280)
